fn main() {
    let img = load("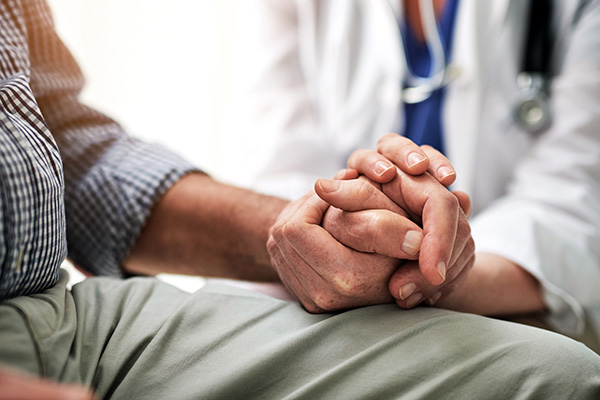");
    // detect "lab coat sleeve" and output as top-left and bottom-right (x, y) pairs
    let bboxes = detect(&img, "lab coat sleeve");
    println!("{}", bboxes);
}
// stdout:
(470, 1), (600, 337)
(222, 0), (344, 200)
